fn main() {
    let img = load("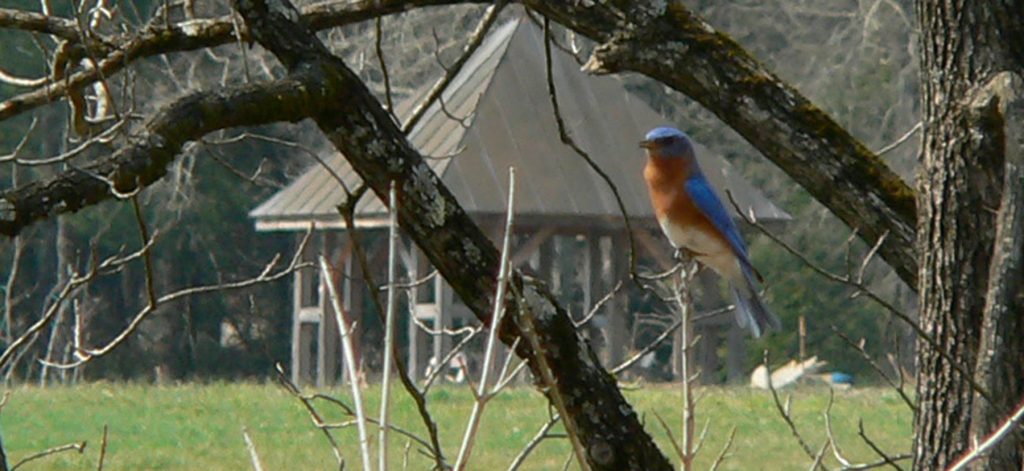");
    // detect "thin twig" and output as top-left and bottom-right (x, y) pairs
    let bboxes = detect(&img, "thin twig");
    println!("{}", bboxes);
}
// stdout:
(0, 232), (159, 372)
(374, 16), (395, 118)
(856, 420), (906, 471)
(543, 16), (638, 283)
(763, 351), (821, 466)
(612, 305), (732, 375)
(674, 262), (699, 470)
(338, 189), (446, 470)
(10, 442), (86, 471)
(311, 394), (435, 456)
(402, 2), (505, 133)
(708, 427), (737, 471)
(726, 191), (994, 405)
(206, 131), (350, 193)
(874, 122), (920, 156)
(823, 389), (855, 468)
(41, 233), (310, 369)
(507, 414), (560, 471)
(809, 441), (830, 471)
(454, 167), (516, 470)
(573, 281), (622, 328)
(947, 399), (1024, 471)
(420, 327), (482, 394)
(379, 181), (399, 471)
(274, 363), (345, 466)
(320, 257), (372, 471)
(654, 413), (685, 463)
(830, 326), (914, 410)
(96, 424), (108, 471)
(242, 427), (264, 471)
